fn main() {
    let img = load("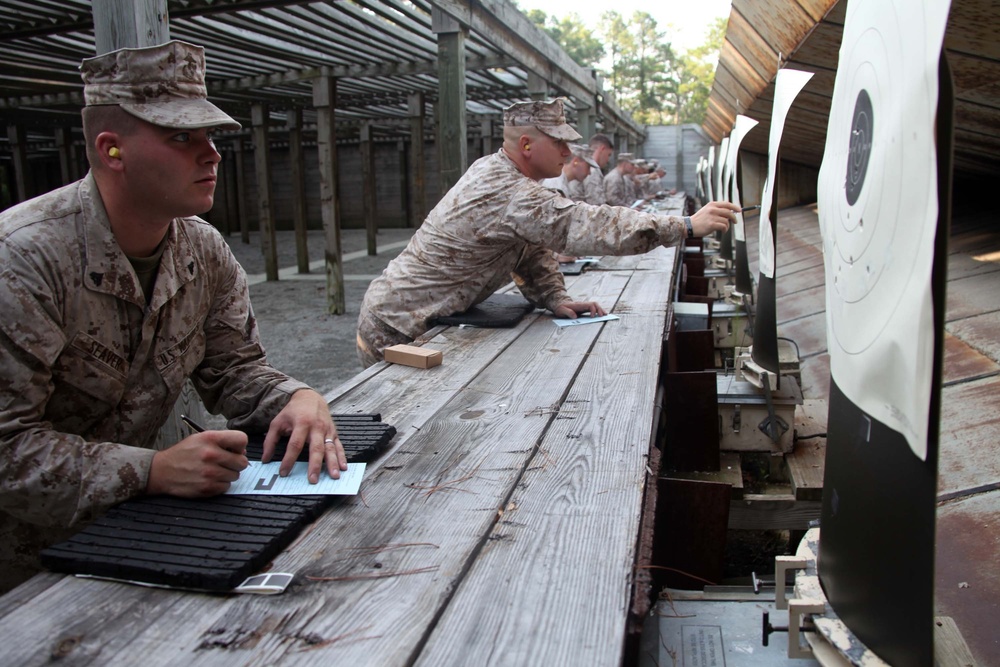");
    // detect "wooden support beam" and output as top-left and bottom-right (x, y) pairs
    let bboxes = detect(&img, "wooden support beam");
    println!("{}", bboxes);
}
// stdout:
(233, 139), (250, 244)
(6, 124), (34, 203)
(407, 92), (426, 228)
(54, 126), (76, 185)
(479, 118), (496, 158)
(251, 102), (279, 281)
(222, 150), (238, 236)
(91, 0), (168, 53)
(313, 76), (345, 315)
(433, 6), (467, 194)
(575, 106), (595, 143)
(360, 120), (378, 256)
(526, 71), (548, 101)
(397, 139), (411, 231)
(288, 107), (310, 274)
